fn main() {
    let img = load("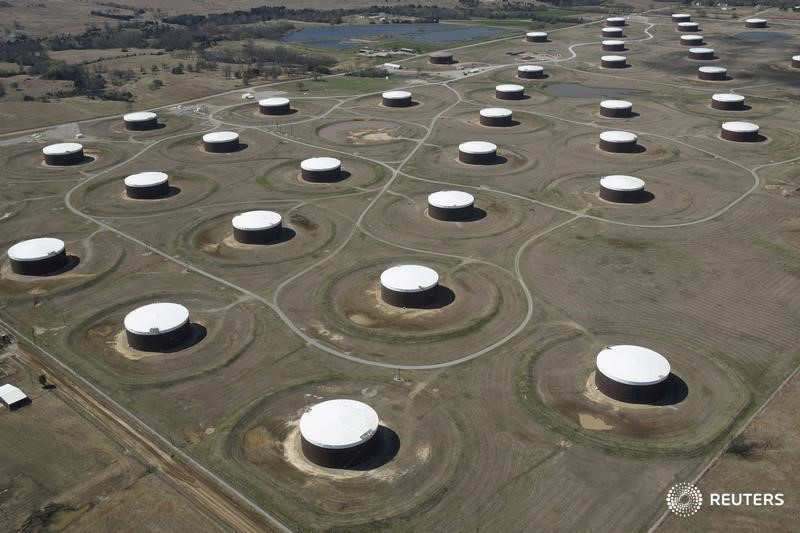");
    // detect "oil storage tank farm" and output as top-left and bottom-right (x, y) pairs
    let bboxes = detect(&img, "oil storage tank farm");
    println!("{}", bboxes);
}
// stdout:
(602, 40), (626, 52)
(599, 131), (638, 152)
(745, 18), (767, 28)
(427, 190), (475, 221)
(429, 51), (454, 64)
(382, 90), (413, 107)
(123, 111), (158, 131)
(688, 47), (715, 60)
(43, 143), (84, 166)
(7, 237), (67, 275)
(602, 27), (624, 38)
(380, 264), (440, 308)
(595, 345), (671, 403)
(479, 107), (513, 127)
(601, 55), (628, 68)
(299, 399), (381, 469)
(458, 141), (498, 164)
(517, 65), (545, 79)
(678, 21), (700, 32)
(698, 66), (728, 81)
(680, 34), (704, 46)
(301, 157), (342, 182)
(124, 172), (170, 199)
(526, 31), (548, 42)
(259, 97), (292, 115)
(711, 93), (746, 110)
(232, 210), (283, 244)
(600, 100), (633, 118)
(599, 175), (646, 203)
(202, 131), (240, 153)
(495, 84), (525, 100)
(124, 302), (192, 352)
(721, 121), (760, 142)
